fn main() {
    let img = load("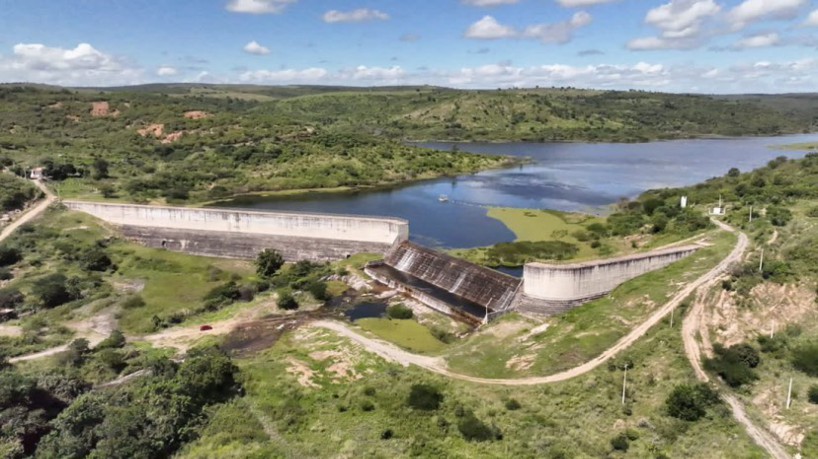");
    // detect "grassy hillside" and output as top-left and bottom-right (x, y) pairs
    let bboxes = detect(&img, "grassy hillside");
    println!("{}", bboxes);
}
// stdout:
(0, 85), (816, 204)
